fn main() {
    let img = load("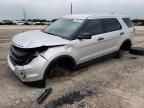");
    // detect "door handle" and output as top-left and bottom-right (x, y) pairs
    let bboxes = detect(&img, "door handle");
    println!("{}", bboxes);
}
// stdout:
(120, 32), (124, 35)
(98, 37), (104, 41)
